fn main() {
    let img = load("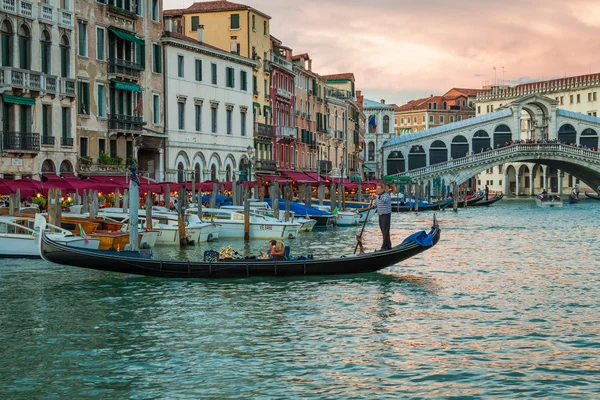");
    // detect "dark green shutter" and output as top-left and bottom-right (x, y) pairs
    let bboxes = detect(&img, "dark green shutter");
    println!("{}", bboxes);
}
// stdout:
(191, 16), (199, 31)
(211, 63), (217, 84)
(19, 37), (29, 69)
(196, 60), (202, 81)
(1, 34), (10, 66)
(231, 14), (240, 29)
(60, 46), (68, 77)
(41, 43), (48, 73)
(136, 44), (145, 69)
